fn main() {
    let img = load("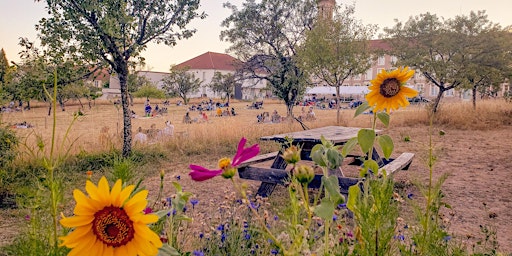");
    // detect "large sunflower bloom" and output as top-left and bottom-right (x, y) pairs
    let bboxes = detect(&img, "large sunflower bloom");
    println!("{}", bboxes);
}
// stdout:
(366, 67), (418, 113)
(60, 176), (162, 256)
